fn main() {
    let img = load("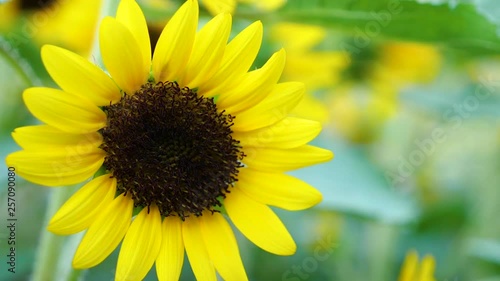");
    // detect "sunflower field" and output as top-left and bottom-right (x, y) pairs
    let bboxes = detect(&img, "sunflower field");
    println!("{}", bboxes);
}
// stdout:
(1, 0), (500, 280)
